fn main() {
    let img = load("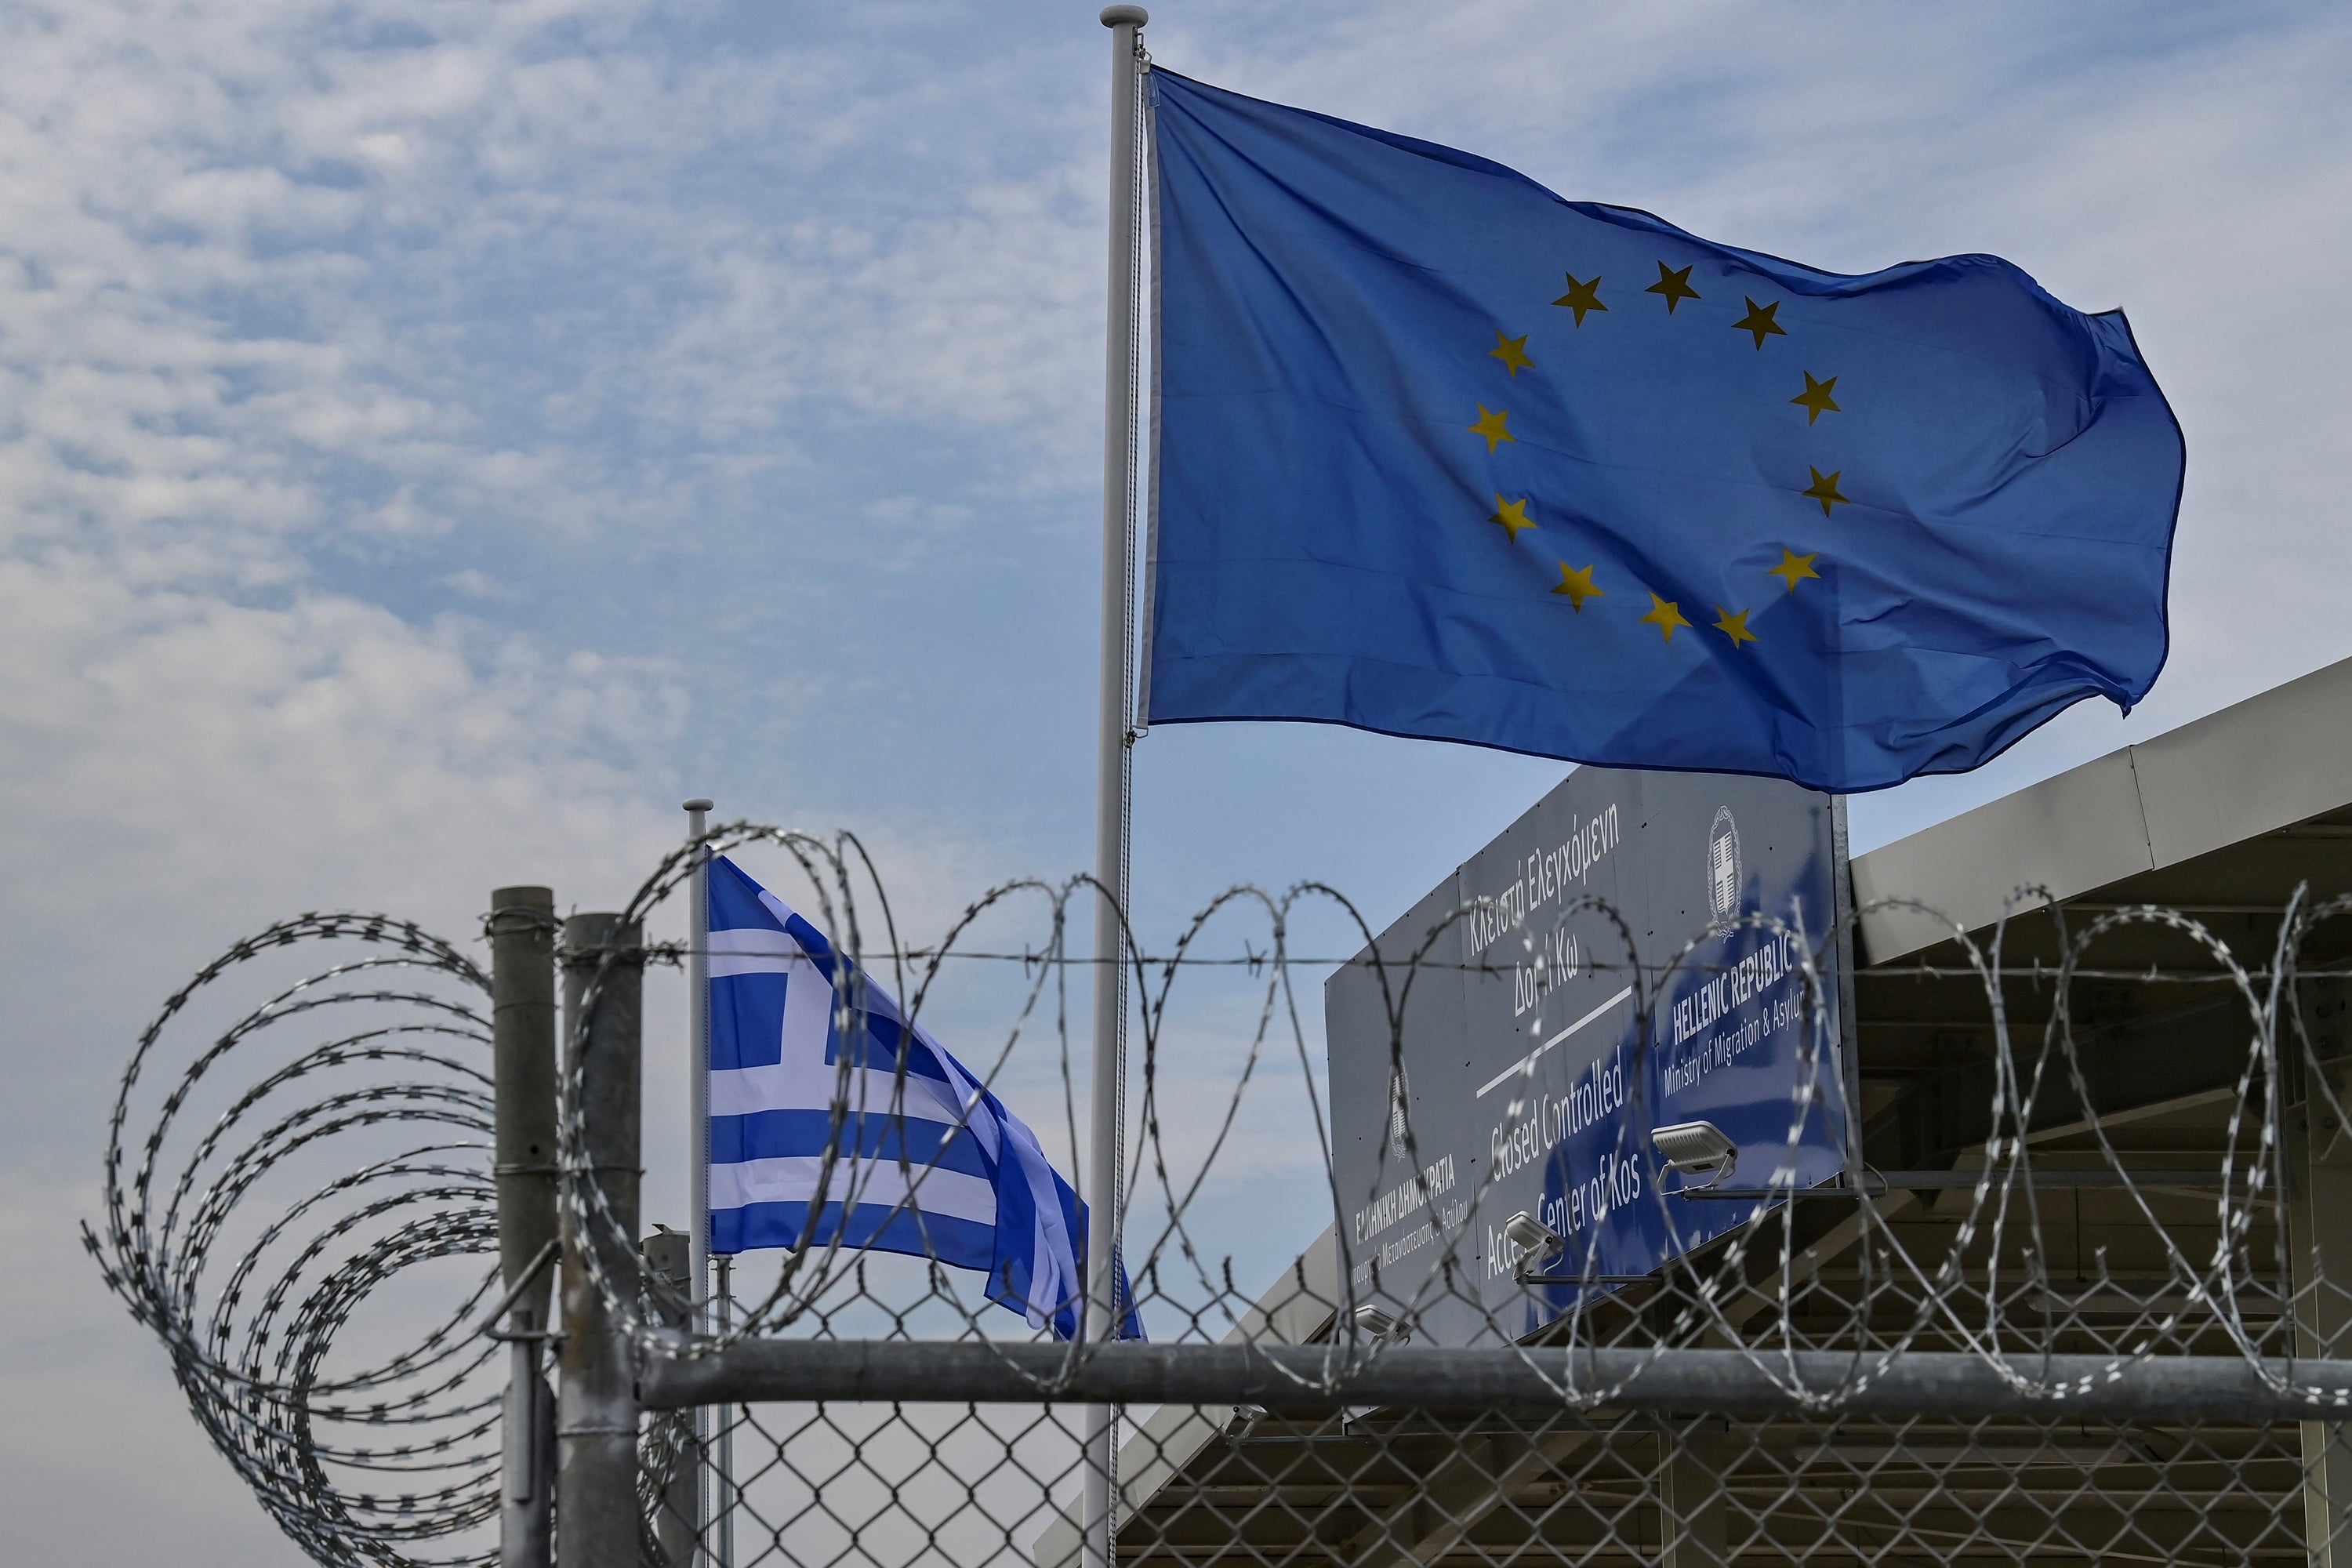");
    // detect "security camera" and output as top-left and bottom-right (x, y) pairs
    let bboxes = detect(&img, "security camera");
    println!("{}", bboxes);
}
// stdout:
(1352, 1305), (1409, 1345)
(1504, 1210), (1569, 1282)
(1652, 1120), (1739, 1189)
(1504, 1210), (1563, 1262)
